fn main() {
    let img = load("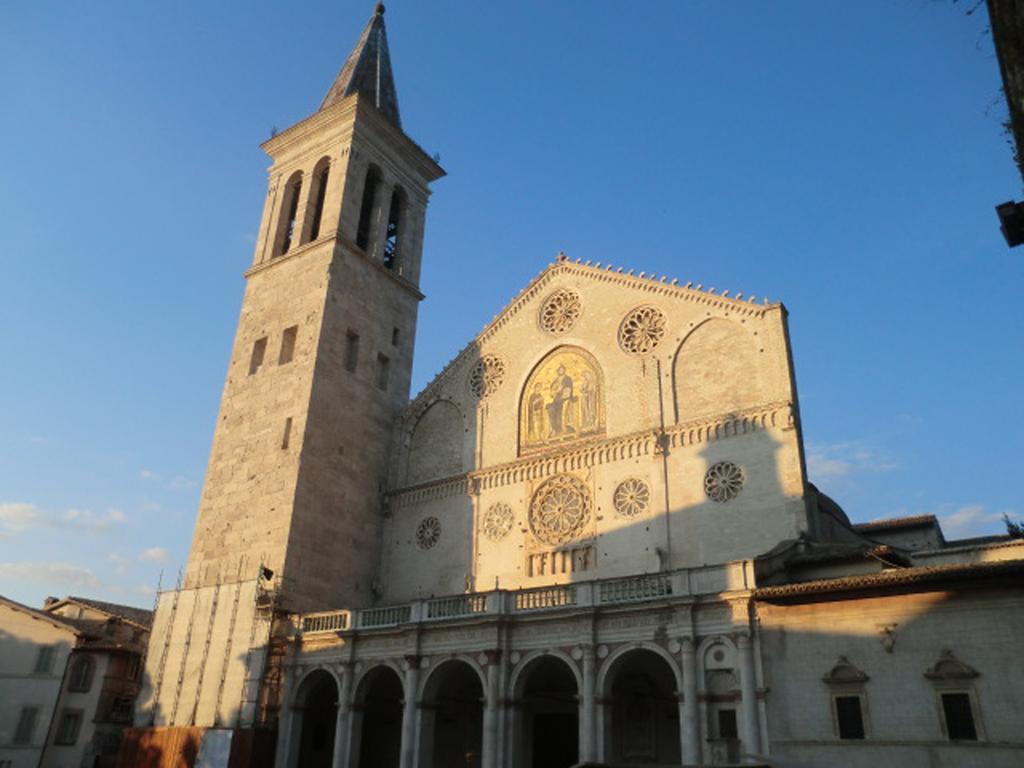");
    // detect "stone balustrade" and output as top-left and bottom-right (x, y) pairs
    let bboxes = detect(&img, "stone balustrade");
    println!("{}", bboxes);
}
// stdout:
(299, 560), (754, 635)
